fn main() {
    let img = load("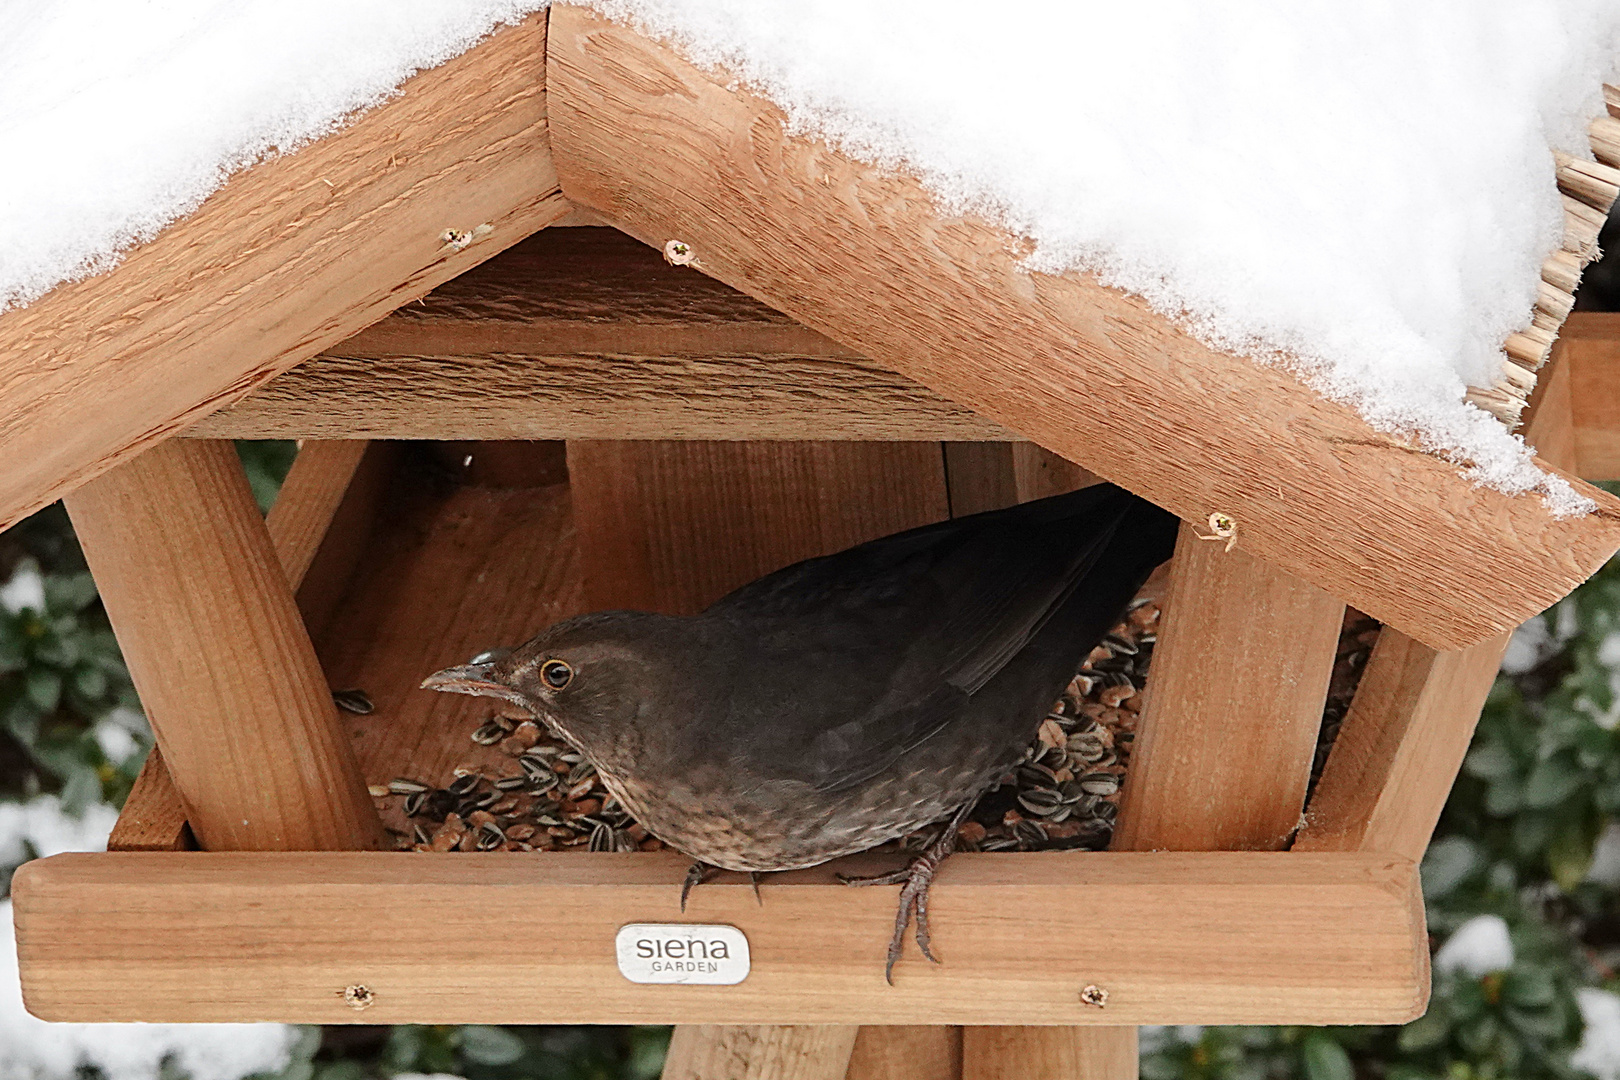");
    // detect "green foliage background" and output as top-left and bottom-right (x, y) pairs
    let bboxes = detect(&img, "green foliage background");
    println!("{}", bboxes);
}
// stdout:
(4, 447), (1620, 1079)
